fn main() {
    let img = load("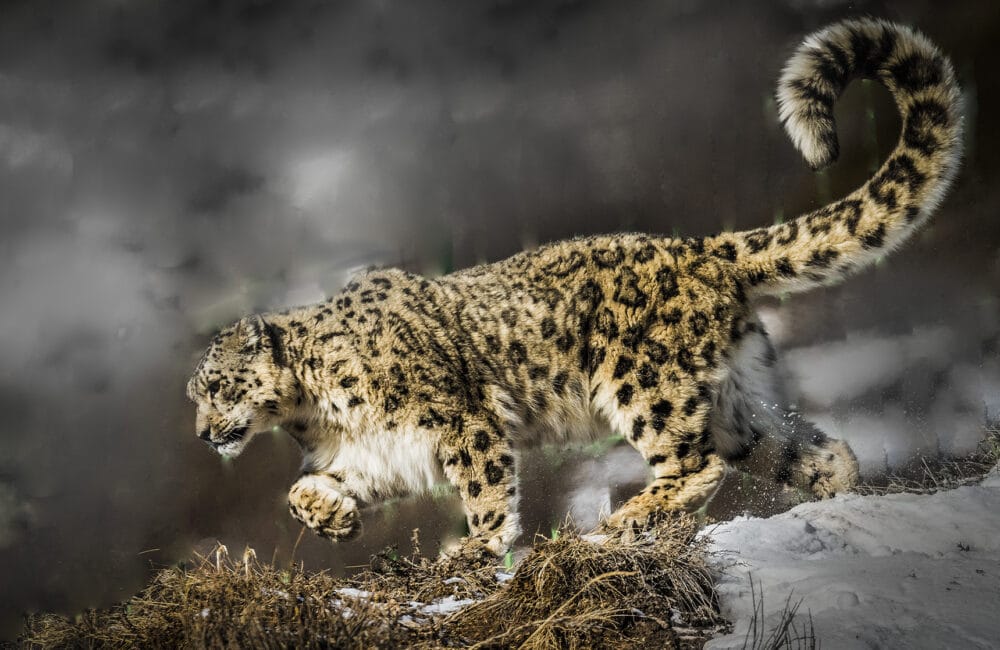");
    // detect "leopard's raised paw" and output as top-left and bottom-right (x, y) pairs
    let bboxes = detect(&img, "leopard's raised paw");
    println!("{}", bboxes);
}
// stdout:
(288, 474), (362, 542)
